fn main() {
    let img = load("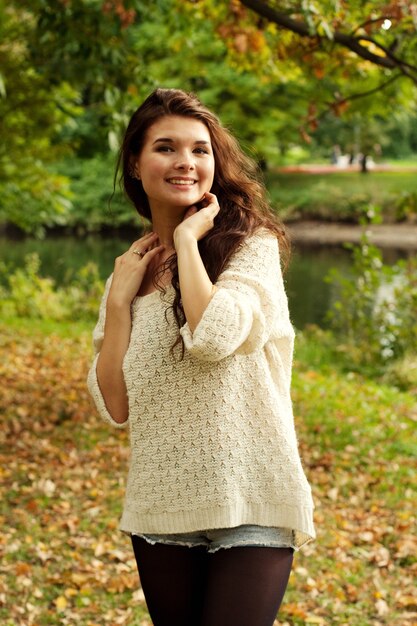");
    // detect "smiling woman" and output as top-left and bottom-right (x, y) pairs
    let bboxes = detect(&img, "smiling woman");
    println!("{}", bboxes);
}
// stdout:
(87, 88), (315, 626)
